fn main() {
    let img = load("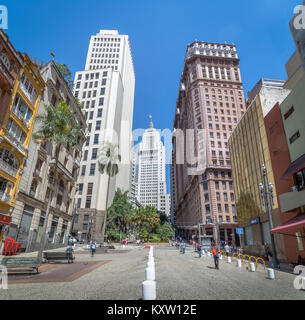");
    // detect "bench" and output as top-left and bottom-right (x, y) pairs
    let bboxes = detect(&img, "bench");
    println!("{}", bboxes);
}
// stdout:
(43, 251), (75, 264)
(1, 257), (41, 274)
